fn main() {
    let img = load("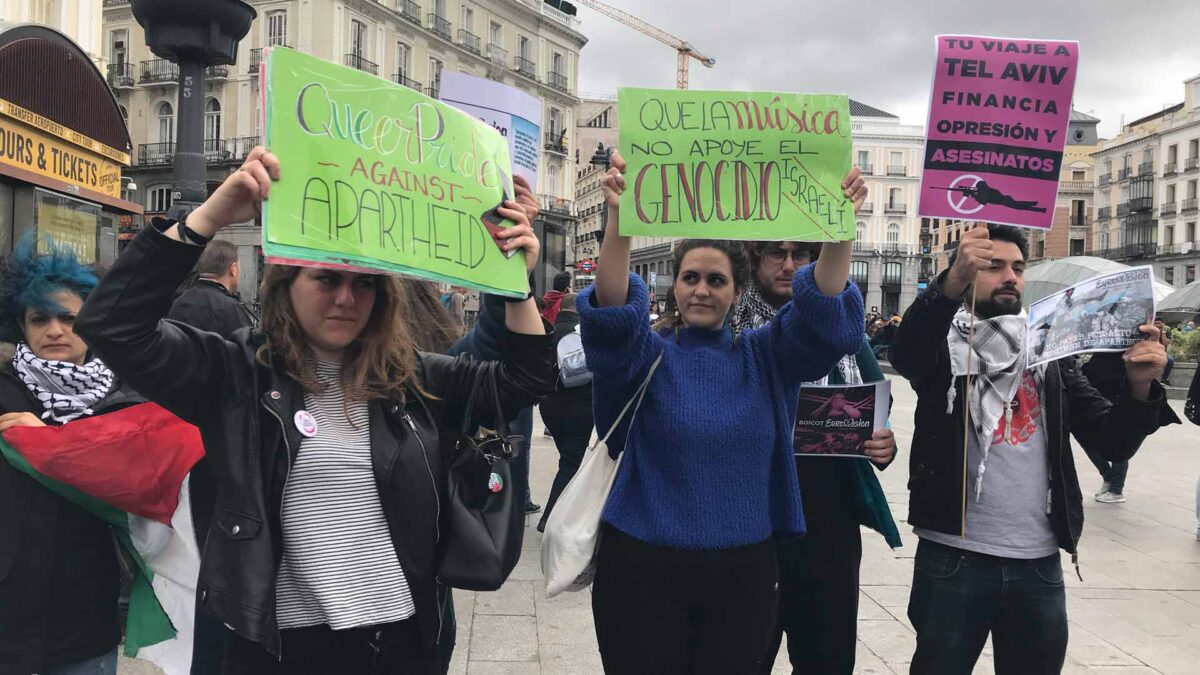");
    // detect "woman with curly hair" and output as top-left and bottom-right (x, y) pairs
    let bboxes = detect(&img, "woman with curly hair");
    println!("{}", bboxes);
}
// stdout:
(0, 237), (142, 675)
(580, 149), (867, 674)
